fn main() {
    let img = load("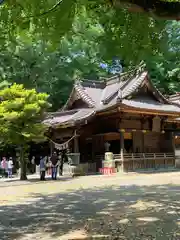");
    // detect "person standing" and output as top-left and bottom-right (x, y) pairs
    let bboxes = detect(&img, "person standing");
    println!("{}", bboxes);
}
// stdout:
(50, 152), (59, 180)
(7, 157), (13, 178)
(1, 157), (8, 177)
(47, 156), (51, 176)
(31, 156), (36, 174)
(39, 156), (46, 181)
